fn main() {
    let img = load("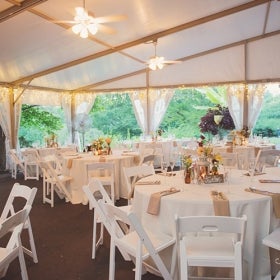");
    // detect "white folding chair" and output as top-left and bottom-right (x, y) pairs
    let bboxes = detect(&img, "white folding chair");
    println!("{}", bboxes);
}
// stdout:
(9, 149), (25, 179)
(86, 162), (115, 203)
(255, 149), (280, 170)
(100, 200), (176, 280)
(263, 227), (280, 280)
(21, 149), (40, 180)
(175, 215), (247, 280)
(123, 165), (155, 203)
(0, 205), (32, 280)
(38, 160), (72, 207)
(0, 183), (38, 263)
(83, 179), (131, 259)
